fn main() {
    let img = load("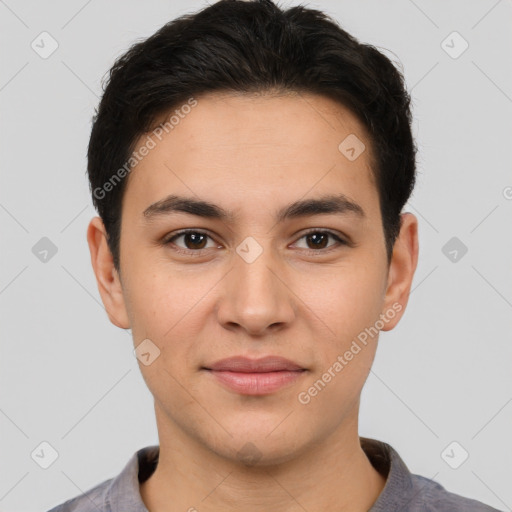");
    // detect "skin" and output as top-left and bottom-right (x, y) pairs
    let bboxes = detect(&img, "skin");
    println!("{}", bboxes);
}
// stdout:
(87, 91), (419, 512)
